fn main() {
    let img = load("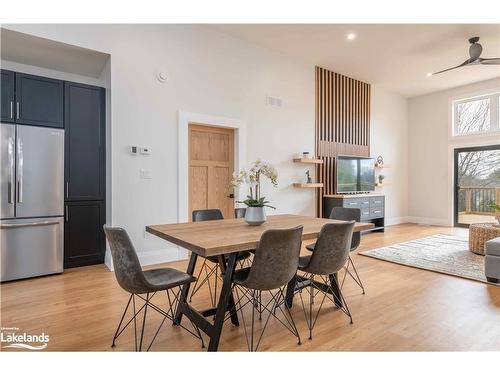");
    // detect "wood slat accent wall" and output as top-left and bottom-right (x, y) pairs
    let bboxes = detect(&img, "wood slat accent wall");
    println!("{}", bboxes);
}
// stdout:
(315, 66), (371, 216)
